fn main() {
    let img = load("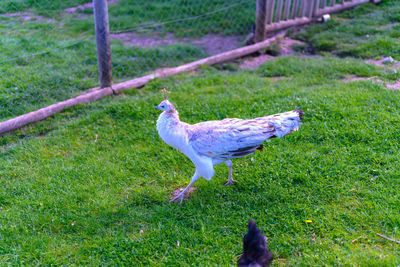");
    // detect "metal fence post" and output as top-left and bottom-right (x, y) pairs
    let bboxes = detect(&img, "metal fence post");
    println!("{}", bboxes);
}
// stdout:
(93, 0), (113, 88)
(255, 0), (268, 43)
